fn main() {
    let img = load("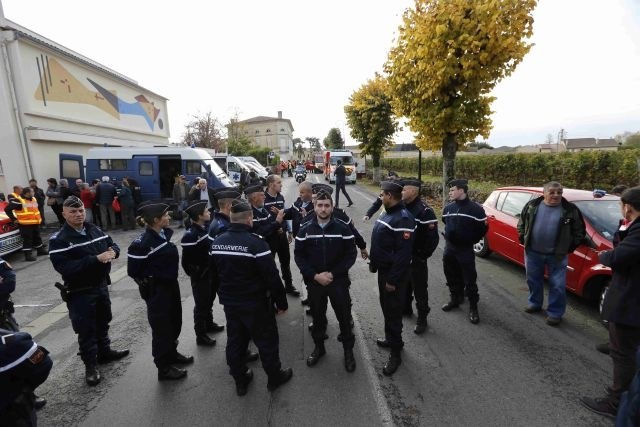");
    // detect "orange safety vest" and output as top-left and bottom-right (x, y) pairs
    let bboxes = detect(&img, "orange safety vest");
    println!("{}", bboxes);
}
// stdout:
(14, 196), (42, 225)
